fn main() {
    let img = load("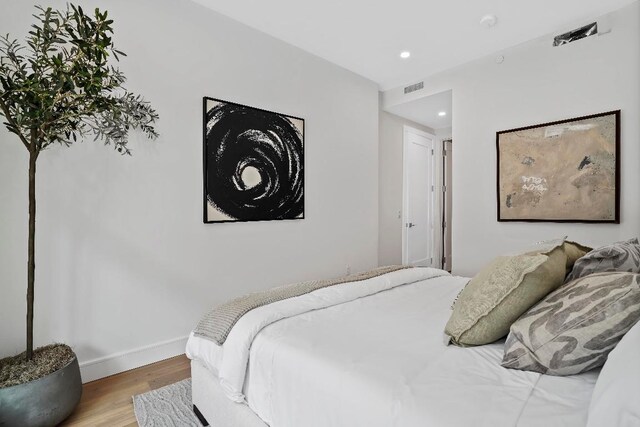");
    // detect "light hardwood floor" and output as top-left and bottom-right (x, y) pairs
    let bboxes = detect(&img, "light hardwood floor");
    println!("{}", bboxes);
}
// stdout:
(61, 355), (191, 427)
